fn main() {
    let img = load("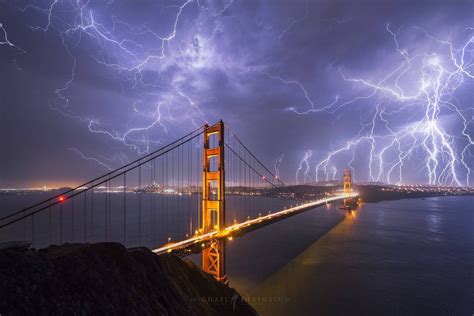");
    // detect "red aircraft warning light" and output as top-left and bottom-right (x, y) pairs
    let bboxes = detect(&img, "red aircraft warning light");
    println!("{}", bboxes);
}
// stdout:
(58, 196), (65, 202)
